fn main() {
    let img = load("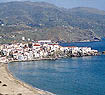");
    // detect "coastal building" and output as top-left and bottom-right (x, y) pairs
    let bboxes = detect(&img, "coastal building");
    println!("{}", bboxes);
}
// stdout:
(0, 40), (99, 62)
(38, 40), (52, 44)
(0, 57), (8, 63)
(33, 43), (41, 50)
